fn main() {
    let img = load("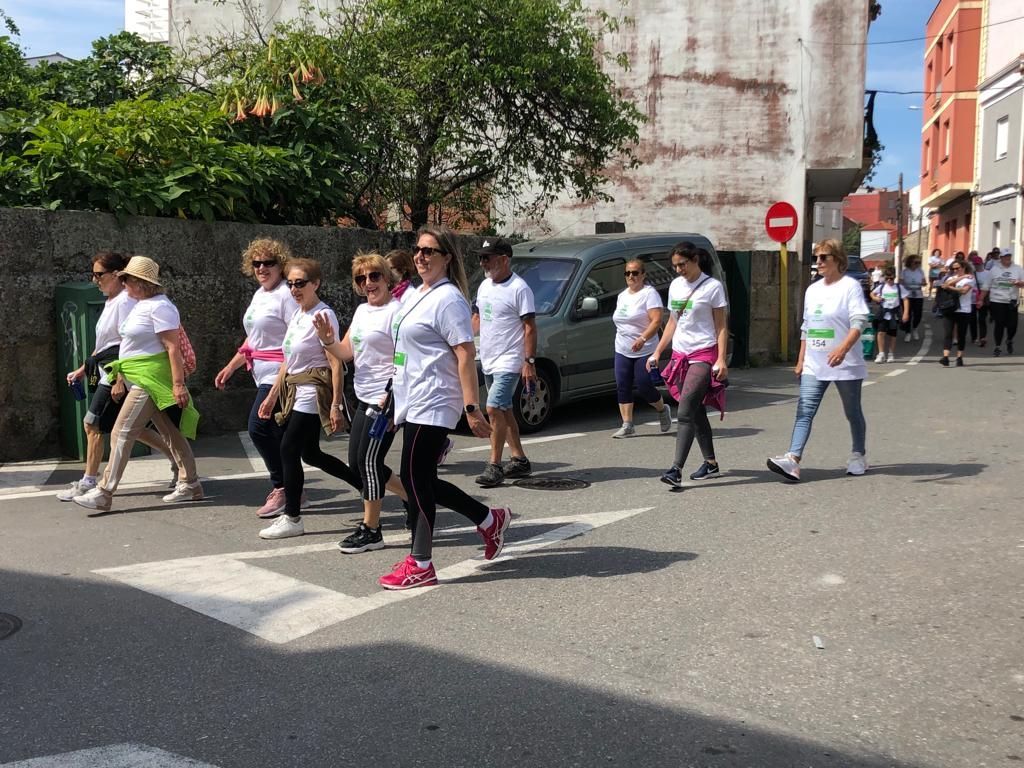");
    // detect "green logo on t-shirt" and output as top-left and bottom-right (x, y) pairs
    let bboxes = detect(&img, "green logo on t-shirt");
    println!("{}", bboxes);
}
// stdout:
(482, 302), (493, 322)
